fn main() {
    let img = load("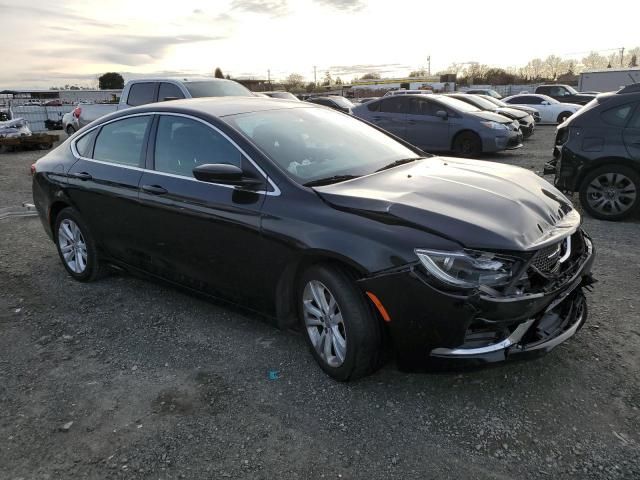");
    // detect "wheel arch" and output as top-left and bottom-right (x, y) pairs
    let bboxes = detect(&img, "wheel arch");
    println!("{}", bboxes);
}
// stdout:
(576, 157), (640, 191)
(48, 200), (73, 238)
(274, 250), (369, 330)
